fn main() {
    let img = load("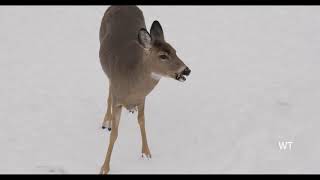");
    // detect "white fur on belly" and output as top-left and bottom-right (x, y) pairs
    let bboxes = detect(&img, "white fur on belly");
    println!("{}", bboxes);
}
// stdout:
(151, 72), (162, 80)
